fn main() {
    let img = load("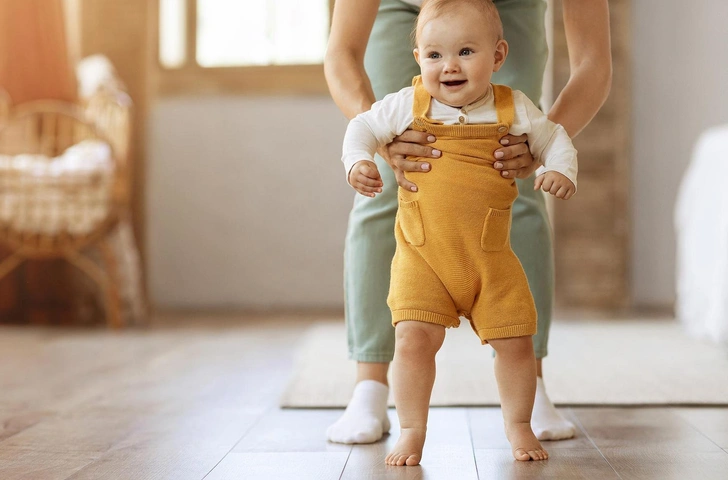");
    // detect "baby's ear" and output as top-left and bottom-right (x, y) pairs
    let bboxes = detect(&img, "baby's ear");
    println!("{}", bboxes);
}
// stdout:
(413, 48), (421, 65)
(493, 39), (509, 72)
